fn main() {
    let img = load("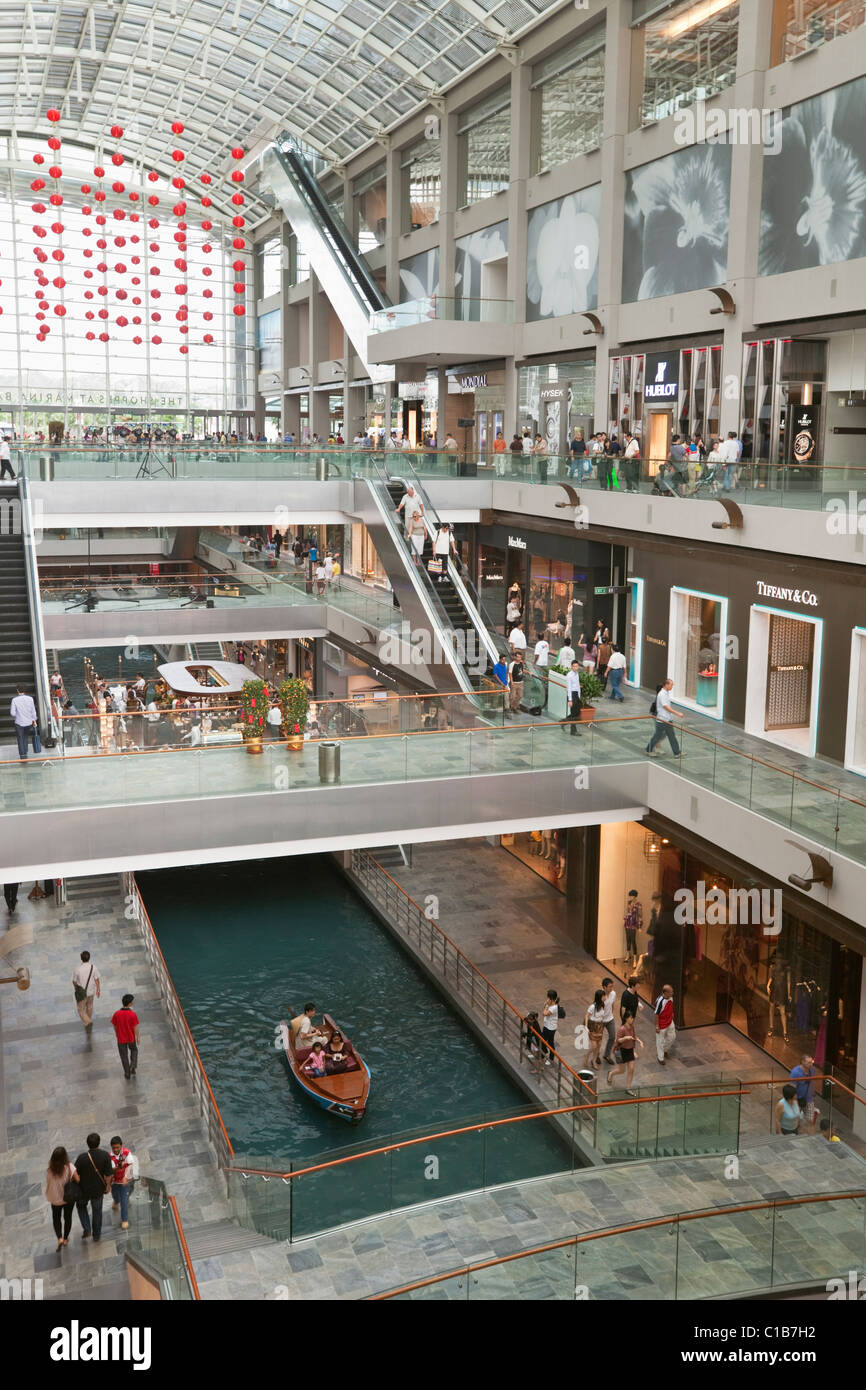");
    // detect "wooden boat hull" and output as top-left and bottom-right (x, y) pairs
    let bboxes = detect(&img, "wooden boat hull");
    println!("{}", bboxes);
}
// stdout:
(279, 1016), (371, 1124)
